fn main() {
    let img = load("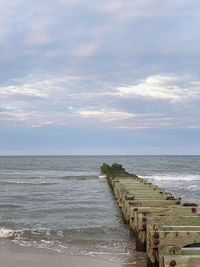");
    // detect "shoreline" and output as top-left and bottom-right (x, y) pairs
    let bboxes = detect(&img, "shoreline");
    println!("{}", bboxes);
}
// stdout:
(0, 240), (124, 267)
